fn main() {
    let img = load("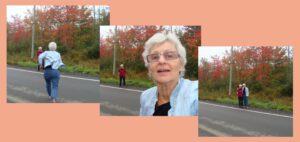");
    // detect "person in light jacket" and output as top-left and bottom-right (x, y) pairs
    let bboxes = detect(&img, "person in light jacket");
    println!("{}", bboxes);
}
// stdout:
(39, 42), (64, 103)
(139, 32), (198, 116)
(242, 83), (249, 109)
